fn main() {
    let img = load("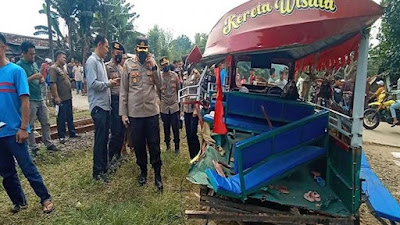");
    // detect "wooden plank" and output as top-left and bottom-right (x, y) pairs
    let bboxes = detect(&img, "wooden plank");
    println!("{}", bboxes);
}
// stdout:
(199, 201), (249, 213)
(201, 196), (289, 214)
(185, 210), (354, 224)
